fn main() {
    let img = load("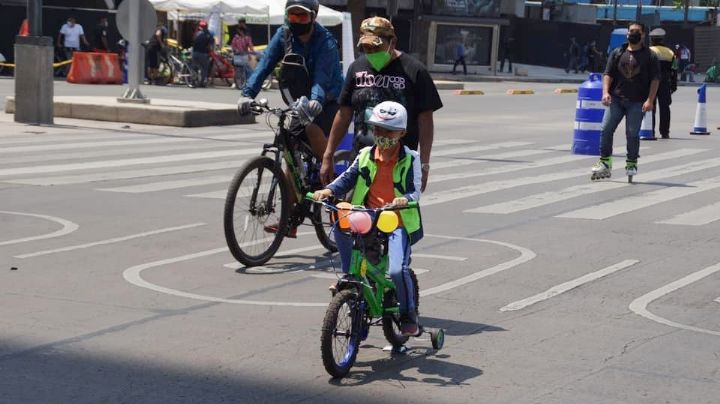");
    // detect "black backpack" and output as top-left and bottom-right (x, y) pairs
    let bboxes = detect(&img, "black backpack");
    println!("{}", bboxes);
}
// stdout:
(278, 27), (312, 106)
